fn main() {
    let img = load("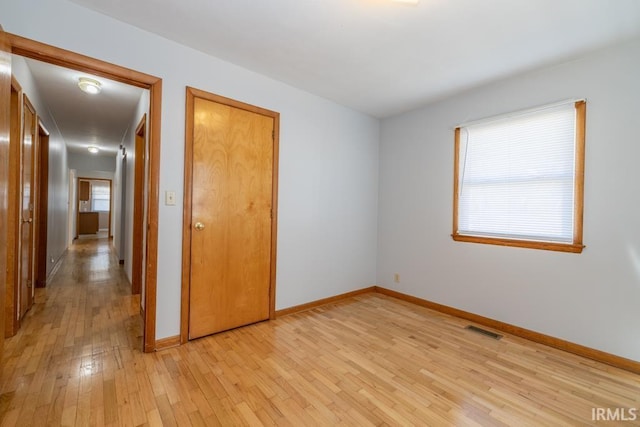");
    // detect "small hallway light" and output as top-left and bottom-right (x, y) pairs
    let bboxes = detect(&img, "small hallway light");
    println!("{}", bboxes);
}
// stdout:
(87, 145), (100, 154)
(78, 77), (102, 94)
